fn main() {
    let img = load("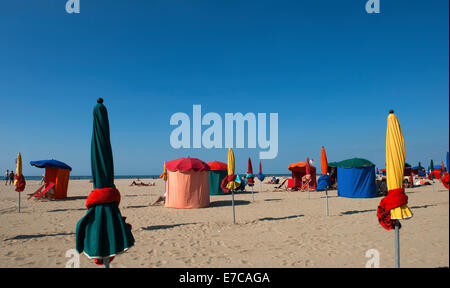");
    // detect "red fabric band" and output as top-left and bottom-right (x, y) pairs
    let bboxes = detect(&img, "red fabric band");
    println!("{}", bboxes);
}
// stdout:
(86, 187), (121, 209)
(377, 188), (408, 230)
